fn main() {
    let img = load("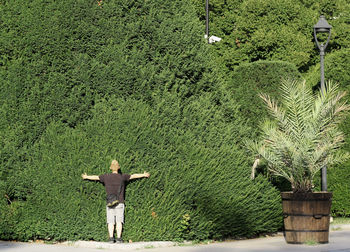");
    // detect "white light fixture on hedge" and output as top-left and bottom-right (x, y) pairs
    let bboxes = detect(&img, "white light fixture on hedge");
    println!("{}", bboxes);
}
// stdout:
(205, 0), (222, 44)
